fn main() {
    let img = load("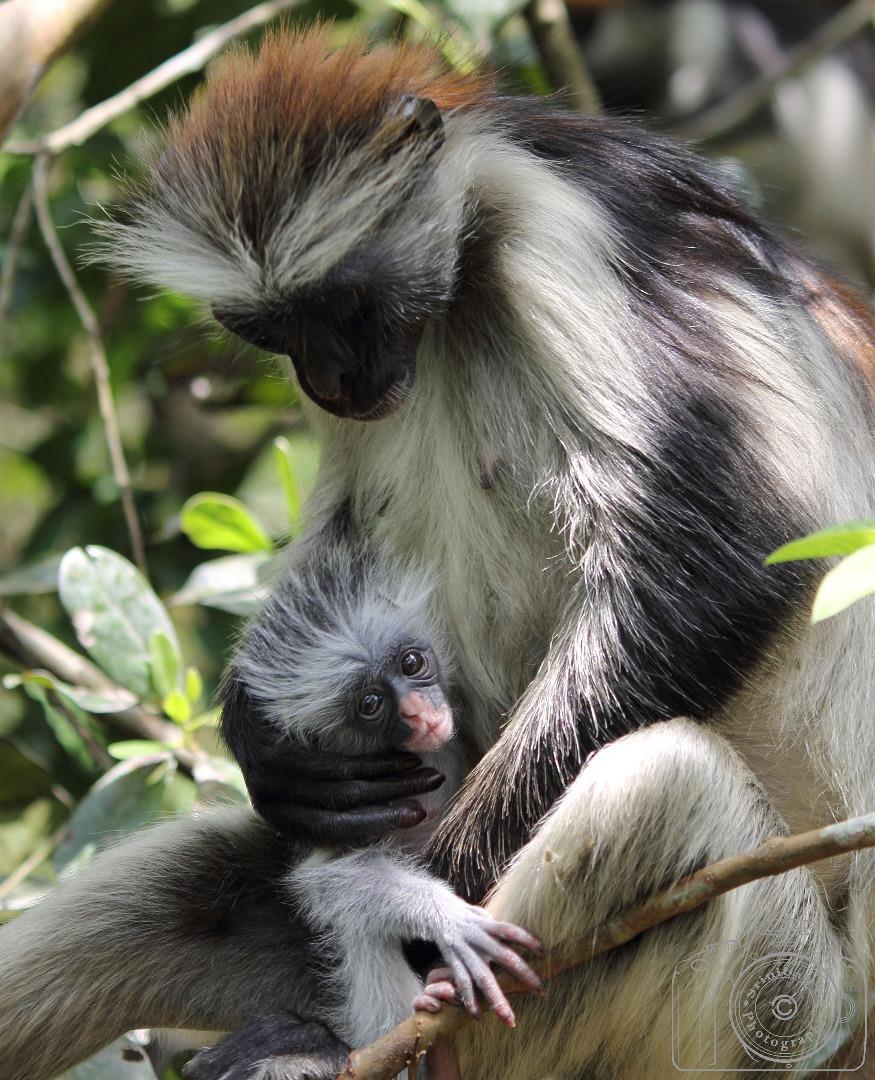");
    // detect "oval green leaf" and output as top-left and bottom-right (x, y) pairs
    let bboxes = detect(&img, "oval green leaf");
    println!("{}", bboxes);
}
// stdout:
(58, 546), (181, 699)
(273, 436), (301, 533)
(7, 669), (138, 715)
(180, 493), (272, 553)
(54, 755), (174, 870)
(107, 740), (174, 760)
(162, 689), (191, 725)
(766, 520), (875, 565)
(169, 552), (271, 615)
(185, 665), (204, 704)
(149, 628), (181, 698)
(811, 544), (875, 623)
